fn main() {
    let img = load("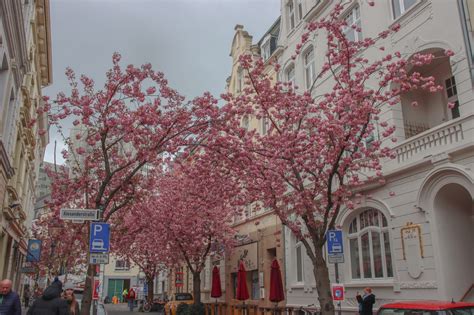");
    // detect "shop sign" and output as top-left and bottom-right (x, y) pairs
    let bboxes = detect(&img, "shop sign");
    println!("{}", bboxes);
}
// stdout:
(230, 242), (258, 272)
